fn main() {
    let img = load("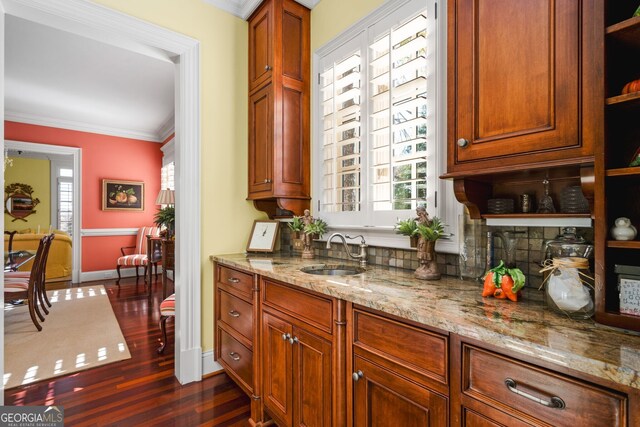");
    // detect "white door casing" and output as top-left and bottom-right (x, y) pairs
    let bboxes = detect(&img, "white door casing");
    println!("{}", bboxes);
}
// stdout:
(0, 0), (202, 385)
